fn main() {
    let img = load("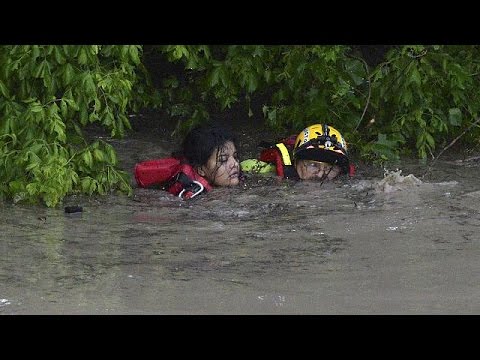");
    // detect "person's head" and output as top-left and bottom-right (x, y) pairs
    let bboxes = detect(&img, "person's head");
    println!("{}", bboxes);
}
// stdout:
(292, 123), (350, 181)
(182, 124), (240, 186)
